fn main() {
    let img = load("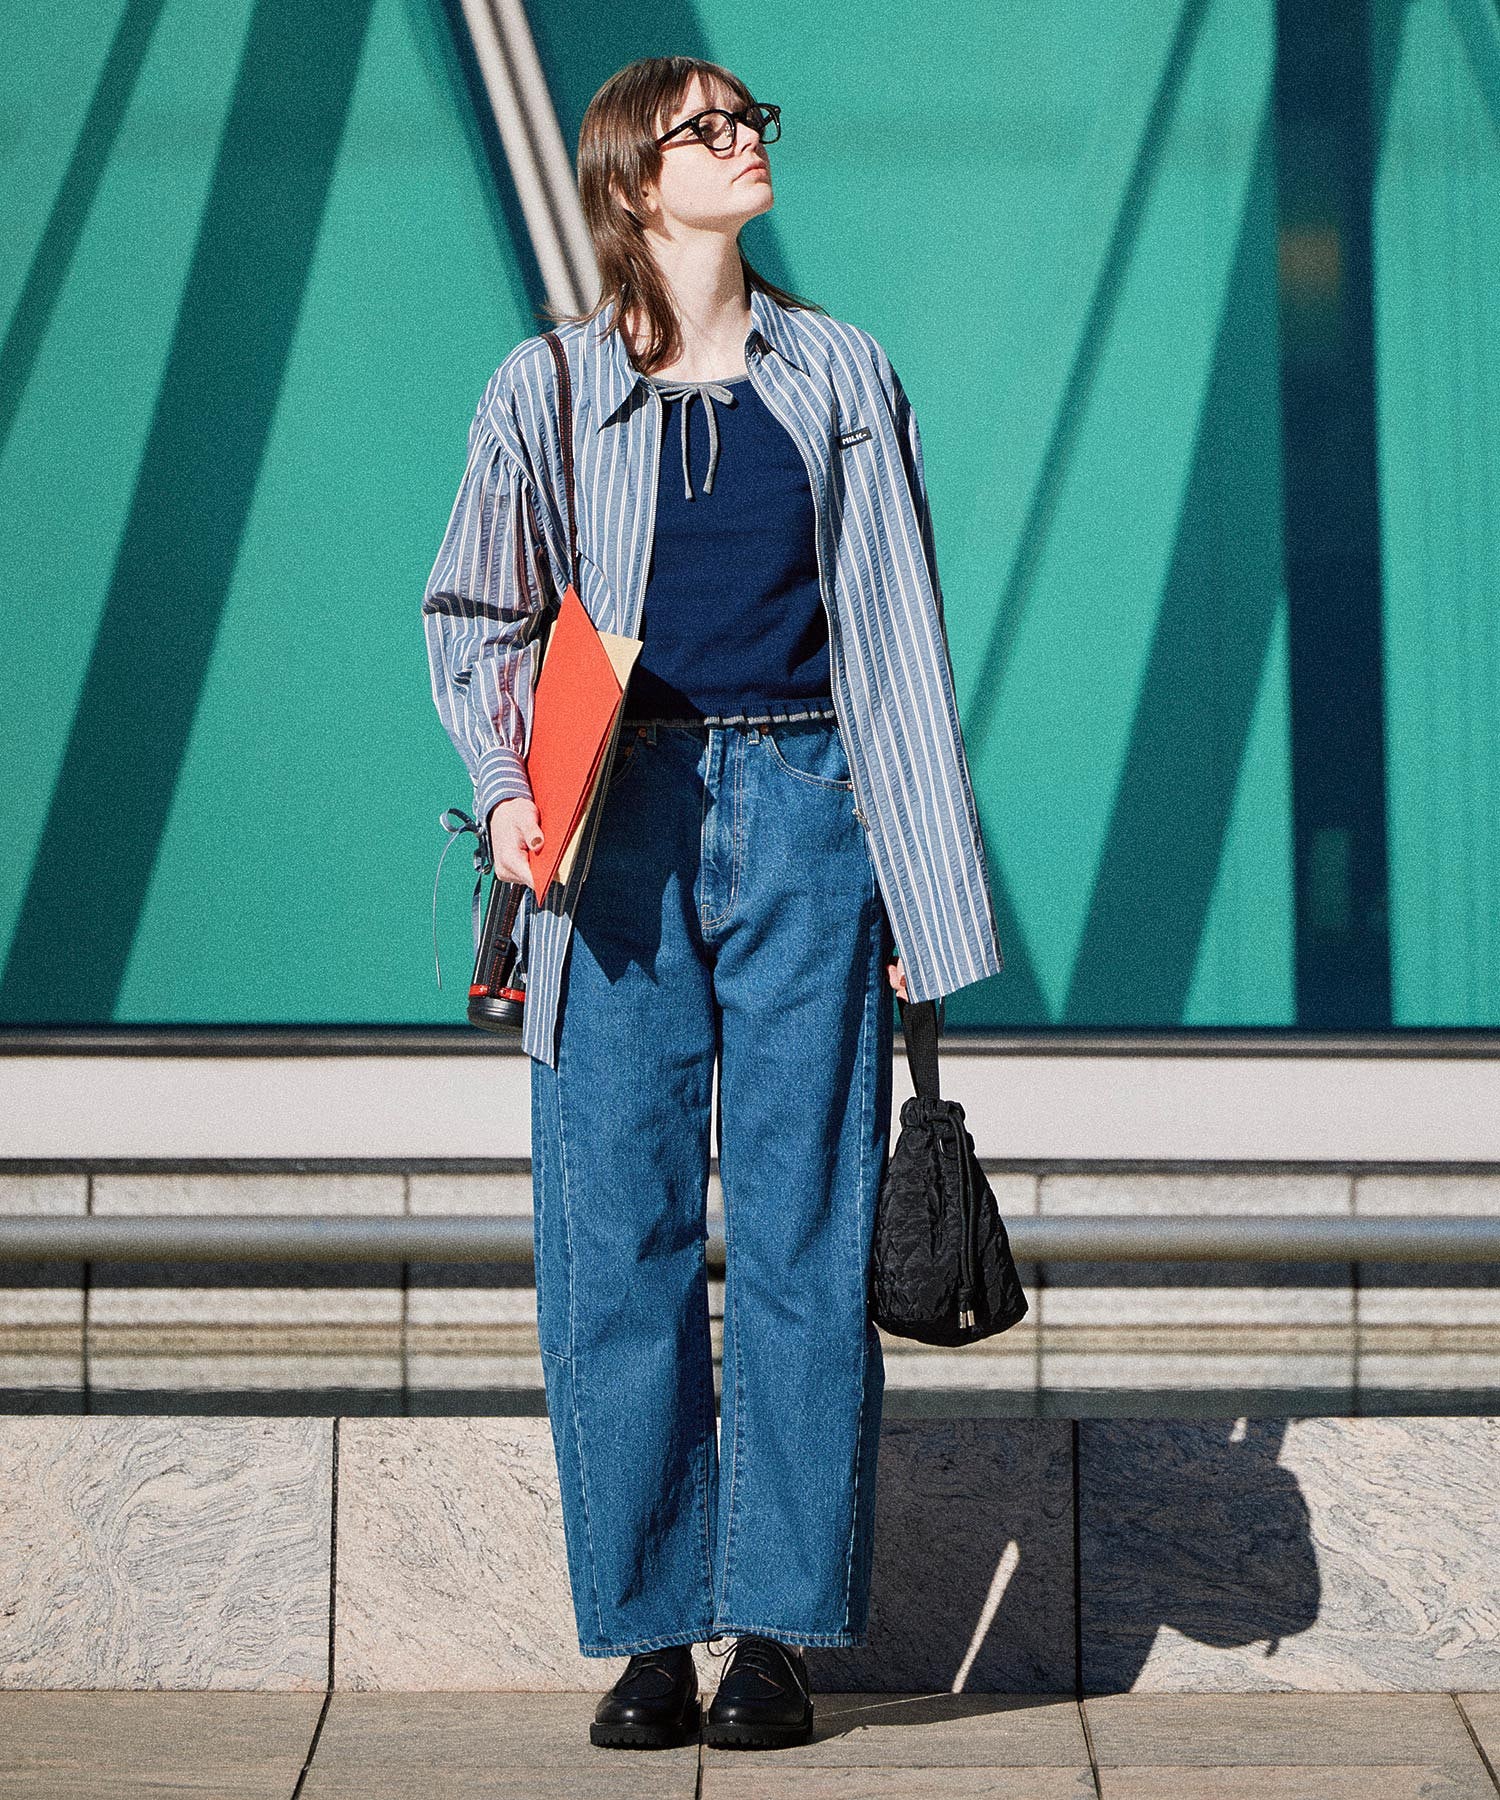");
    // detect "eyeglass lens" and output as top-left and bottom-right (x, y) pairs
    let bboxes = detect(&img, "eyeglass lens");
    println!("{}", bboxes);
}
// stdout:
(699, 105), (779, 149)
